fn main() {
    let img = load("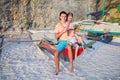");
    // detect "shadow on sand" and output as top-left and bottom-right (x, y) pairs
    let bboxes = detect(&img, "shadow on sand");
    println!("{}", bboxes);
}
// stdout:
(109, 41), (120, 47)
